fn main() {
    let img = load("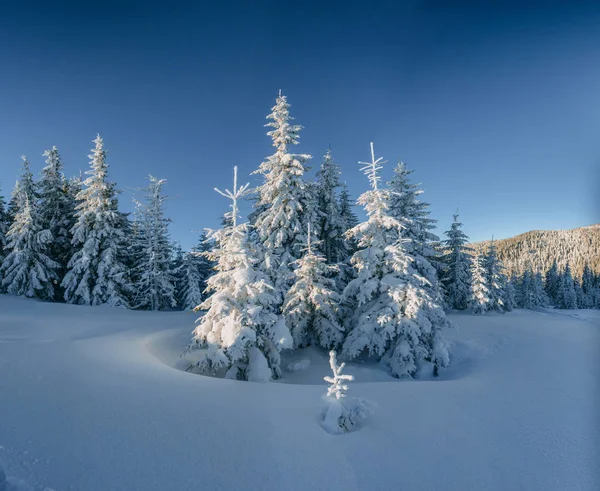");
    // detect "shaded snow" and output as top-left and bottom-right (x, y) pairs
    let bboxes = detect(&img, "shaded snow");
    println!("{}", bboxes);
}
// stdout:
(0, 295), (599, 490)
